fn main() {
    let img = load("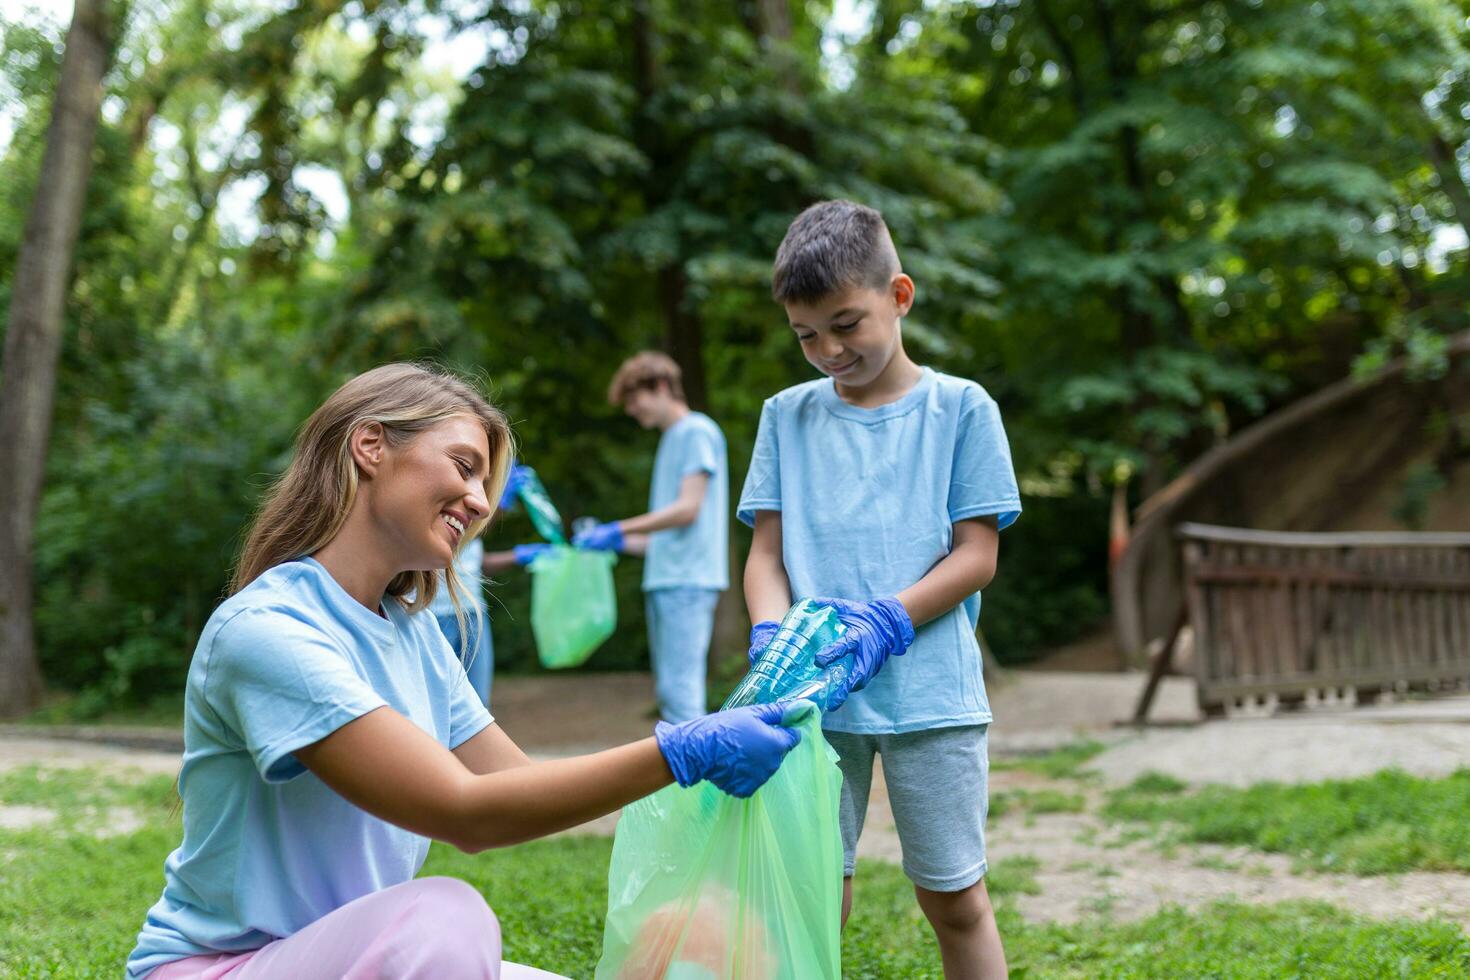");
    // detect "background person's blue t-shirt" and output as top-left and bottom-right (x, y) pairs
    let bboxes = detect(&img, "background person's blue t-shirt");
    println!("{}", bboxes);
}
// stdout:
(737, 368), (1021, 735)
(644, 411), (729, 592)
(428, 537), (485, 618)
(125, 557), (492, 979)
